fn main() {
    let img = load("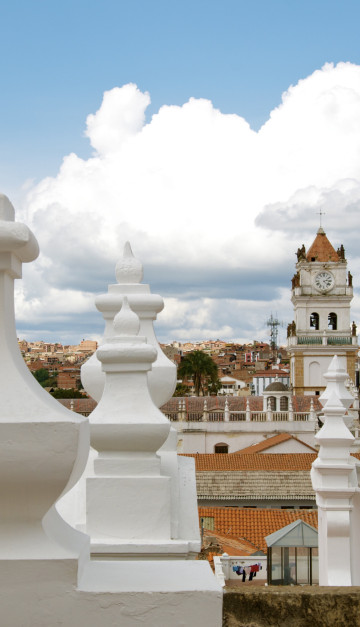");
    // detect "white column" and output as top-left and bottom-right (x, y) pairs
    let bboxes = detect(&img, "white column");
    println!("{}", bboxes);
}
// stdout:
(246, 398), (251, 422)
(203, 399), (209, 421)
(288, 396), (294, 421)
(224, 398), (230, 422)
(266, 398), (272, 421)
